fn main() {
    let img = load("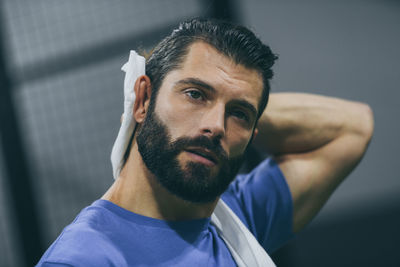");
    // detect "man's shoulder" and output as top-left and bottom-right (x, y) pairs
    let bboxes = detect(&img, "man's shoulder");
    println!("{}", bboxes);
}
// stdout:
(225, 157), (284, 194)
(36, 202), (127, 267)
(221, 156), (294, 253)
